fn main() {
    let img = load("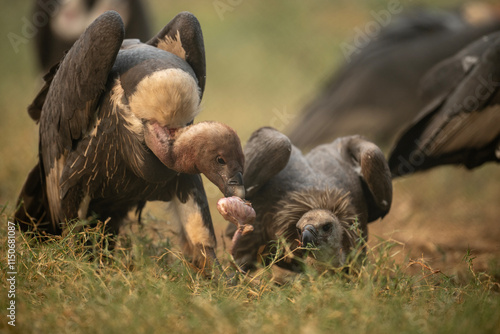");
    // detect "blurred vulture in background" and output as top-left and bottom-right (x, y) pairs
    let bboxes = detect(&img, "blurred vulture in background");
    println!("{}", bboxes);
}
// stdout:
(15, 11), (246, 268)
(227, 128), (392, 272)
(389, 32), (500, 177)
(287, 5), (500, 149)
(34, 0), (151, 71)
